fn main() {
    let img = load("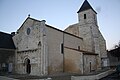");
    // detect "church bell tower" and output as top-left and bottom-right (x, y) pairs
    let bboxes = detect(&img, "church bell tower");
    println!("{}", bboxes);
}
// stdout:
(65, 0), (108, 69)
(77, 0), (100, 53)
(77, 0), (98, 26)
(77, 0), (108, 68)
